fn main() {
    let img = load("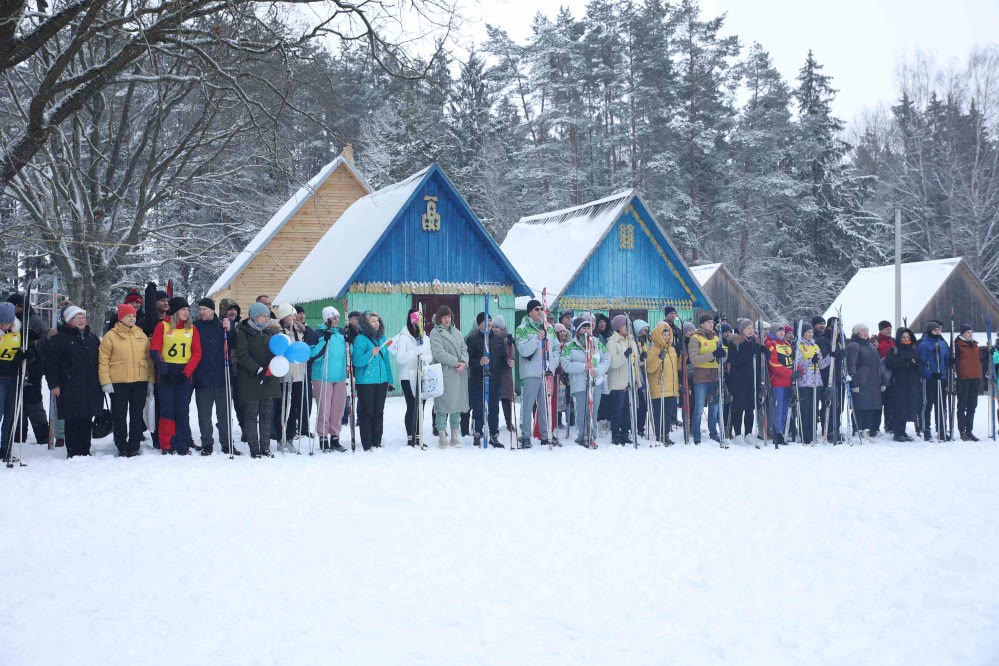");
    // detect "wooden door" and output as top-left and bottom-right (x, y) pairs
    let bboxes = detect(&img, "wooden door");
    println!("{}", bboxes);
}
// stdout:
(609, 309), (648, 332)
(413, 295), (461, 331)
